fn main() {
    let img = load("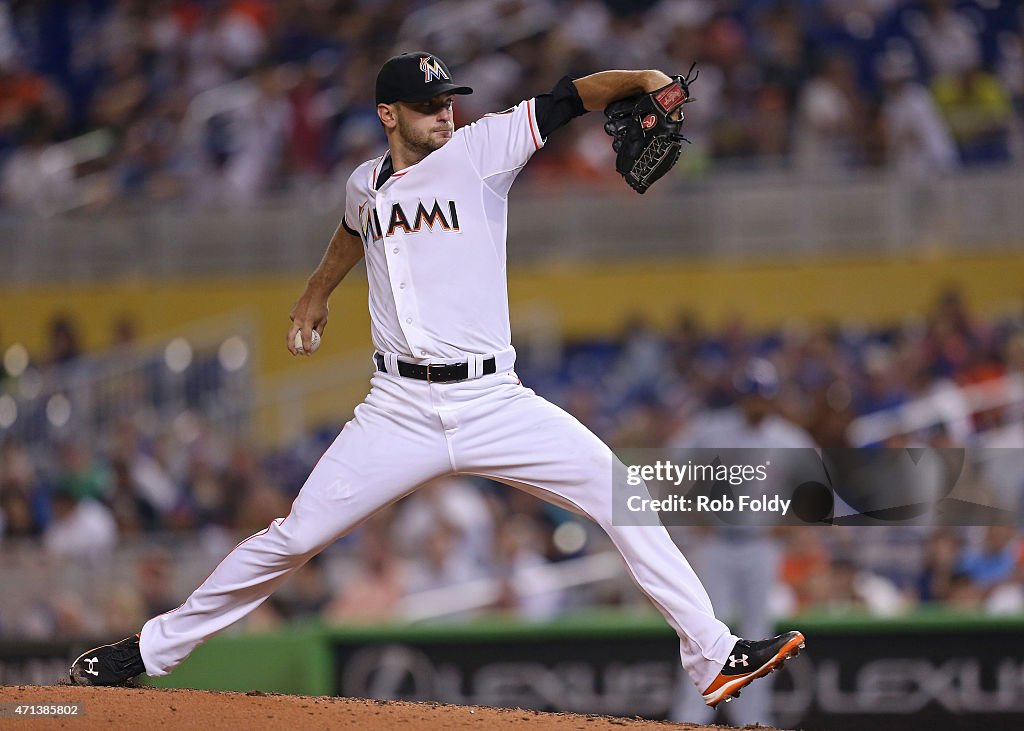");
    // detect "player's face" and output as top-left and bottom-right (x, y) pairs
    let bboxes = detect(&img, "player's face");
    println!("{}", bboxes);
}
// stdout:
(394, 94), (455, 154)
